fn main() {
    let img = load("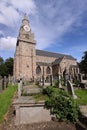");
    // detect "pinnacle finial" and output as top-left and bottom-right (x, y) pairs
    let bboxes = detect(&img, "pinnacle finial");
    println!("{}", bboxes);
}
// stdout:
(23, 13), (28, 21)
(22, 13), (29, 26)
